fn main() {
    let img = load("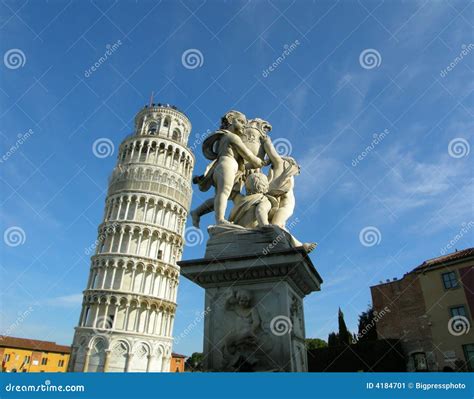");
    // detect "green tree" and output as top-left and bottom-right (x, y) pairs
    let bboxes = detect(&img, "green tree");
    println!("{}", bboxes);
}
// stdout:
(338, 307), (351, 345)
(305, 338), (328, 350)
(357, 306), (378, 343)
(328, 332), (339, 347)
(185, 352), (203, 372)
